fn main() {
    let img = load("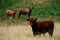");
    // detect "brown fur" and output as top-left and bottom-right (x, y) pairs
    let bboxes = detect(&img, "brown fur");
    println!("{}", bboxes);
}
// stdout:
(27, 18), (54, 37)
(6, 10), (16, 19)
(18, 7), (34, 19)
